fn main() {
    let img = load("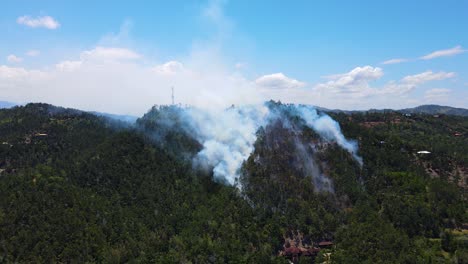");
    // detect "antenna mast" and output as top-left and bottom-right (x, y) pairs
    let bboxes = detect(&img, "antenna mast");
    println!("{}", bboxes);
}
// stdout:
(171, 86), (175, 105)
